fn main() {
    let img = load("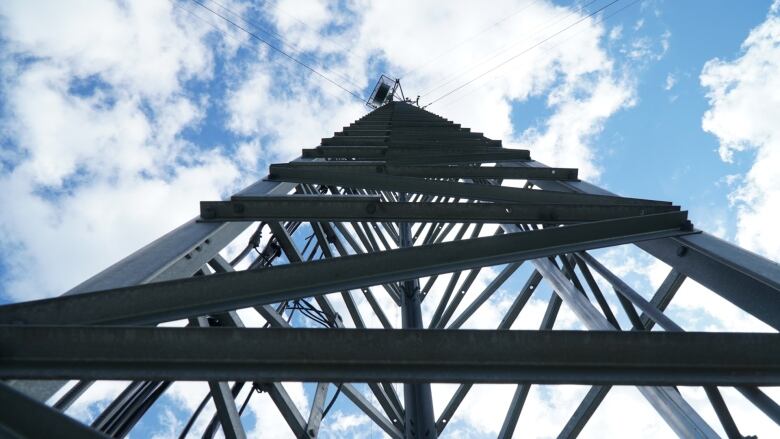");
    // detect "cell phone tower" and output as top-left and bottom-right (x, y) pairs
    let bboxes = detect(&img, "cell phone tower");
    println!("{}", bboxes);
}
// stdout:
(1, 97), (779, 439)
